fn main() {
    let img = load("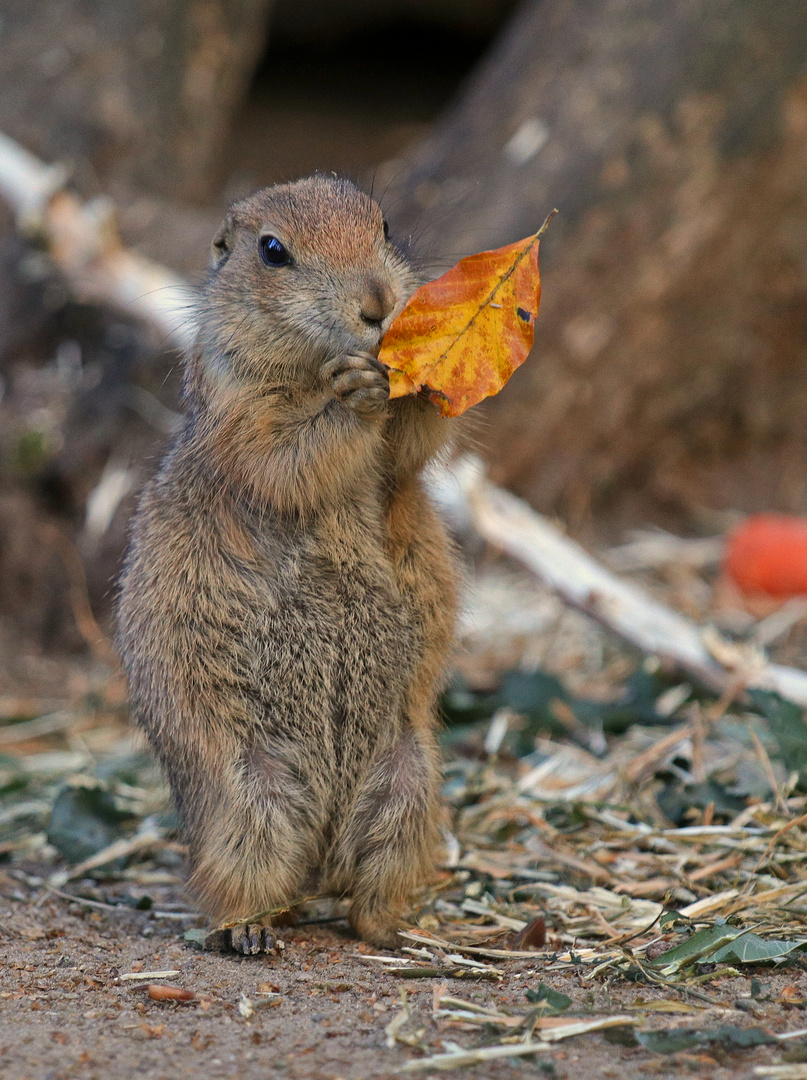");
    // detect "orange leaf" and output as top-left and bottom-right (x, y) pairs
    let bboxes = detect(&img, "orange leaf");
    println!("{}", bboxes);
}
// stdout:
(379, 211), (555, 418)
